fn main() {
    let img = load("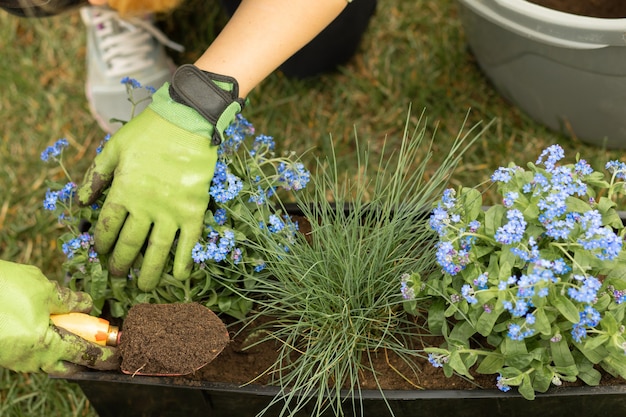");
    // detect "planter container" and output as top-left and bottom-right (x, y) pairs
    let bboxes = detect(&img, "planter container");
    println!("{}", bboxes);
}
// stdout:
(63, 371), (626, 417)
(457, 0), (626, 149)
(60, 207), (626, 416)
